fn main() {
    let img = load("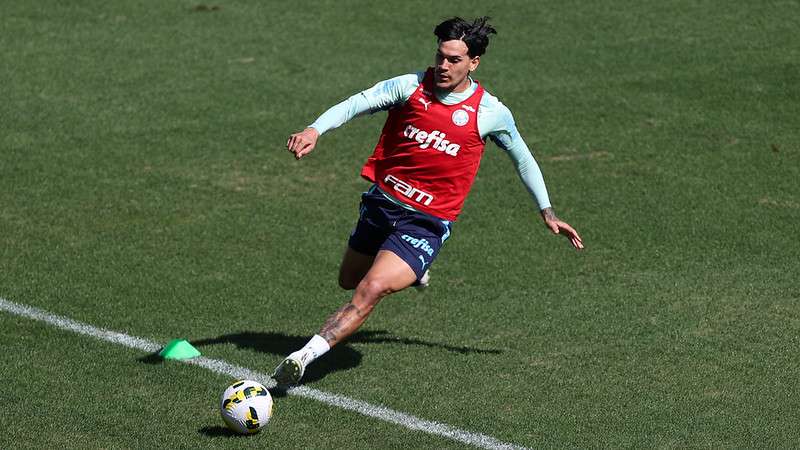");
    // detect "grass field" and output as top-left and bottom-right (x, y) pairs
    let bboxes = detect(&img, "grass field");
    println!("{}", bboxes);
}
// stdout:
(2, 0), (799, 448)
